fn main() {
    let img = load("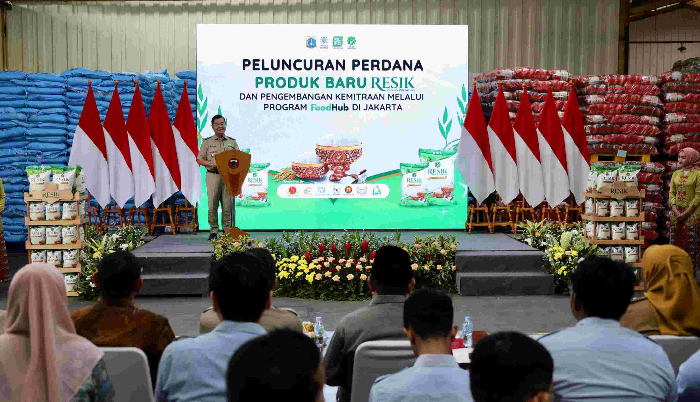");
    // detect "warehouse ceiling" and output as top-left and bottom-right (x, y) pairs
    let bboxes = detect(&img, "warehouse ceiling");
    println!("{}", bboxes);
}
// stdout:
(629, 0), (700, 22)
